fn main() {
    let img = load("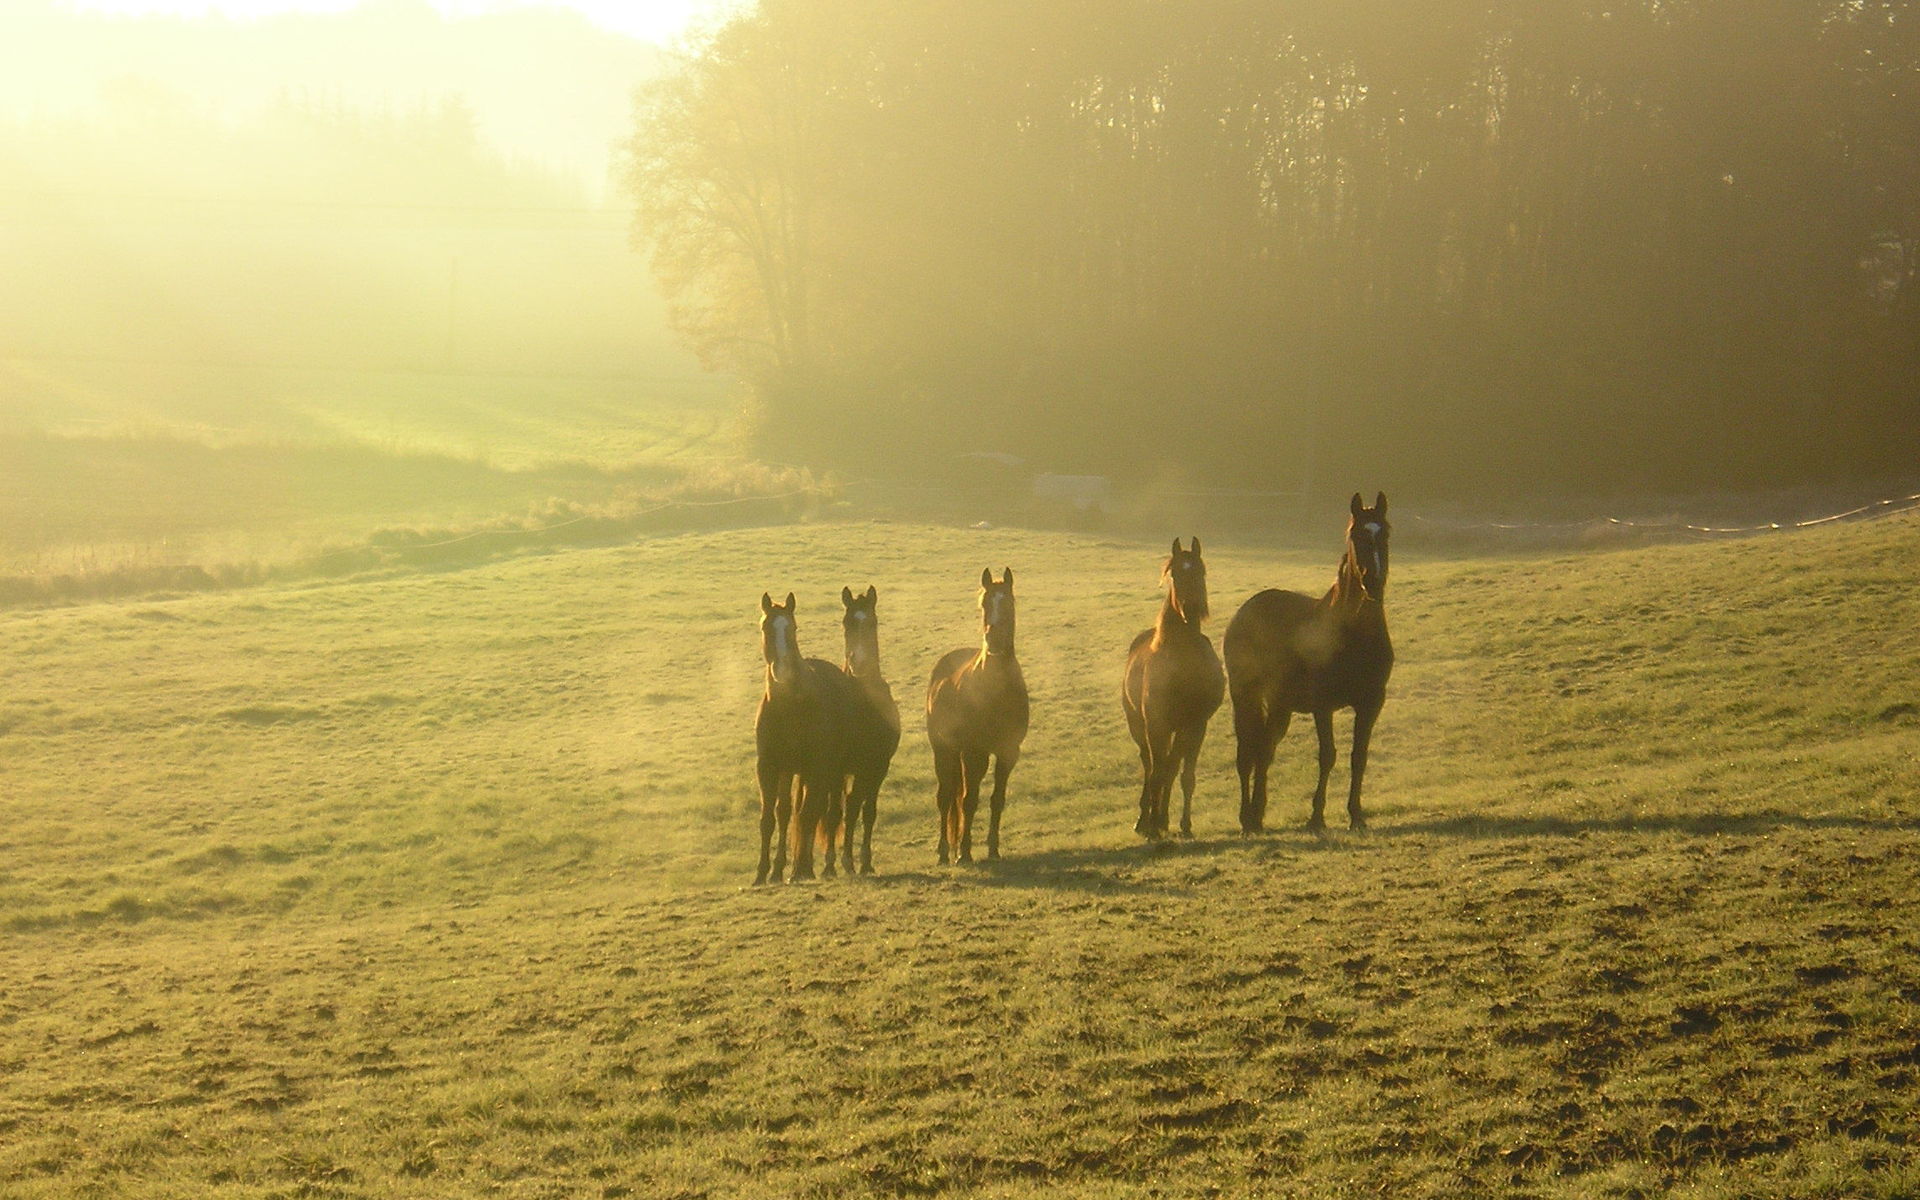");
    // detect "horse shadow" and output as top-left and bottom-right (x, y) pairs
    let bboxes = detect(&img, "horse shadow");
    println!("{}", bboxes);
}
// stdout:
(793, 809), (1915, 898)
(1375, 809), (1920, 840)
(858, 833), (1288, 895)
